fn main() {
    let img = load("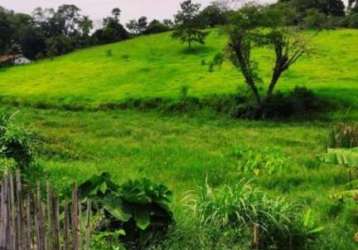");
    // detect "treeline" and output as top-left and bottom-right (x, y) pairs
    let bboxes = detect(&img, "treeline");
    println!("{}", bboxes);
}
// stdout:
(0, 5), (173, 60)
(0, 0), (357, 60)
